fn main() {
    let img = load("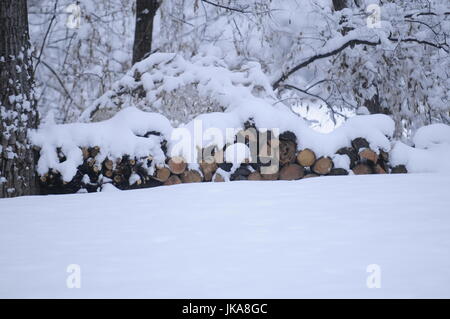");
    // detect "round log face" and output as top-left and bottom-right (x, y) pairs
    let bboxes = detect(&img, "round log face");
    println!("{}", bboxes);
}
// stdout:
(279, 164), (305, 180)
(359, 149), (378, 164)
(312, 157), (333, 175)
(154, 167), (171, 182)
(168, 157), (187, 174)
(297, 149), (316, 167)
